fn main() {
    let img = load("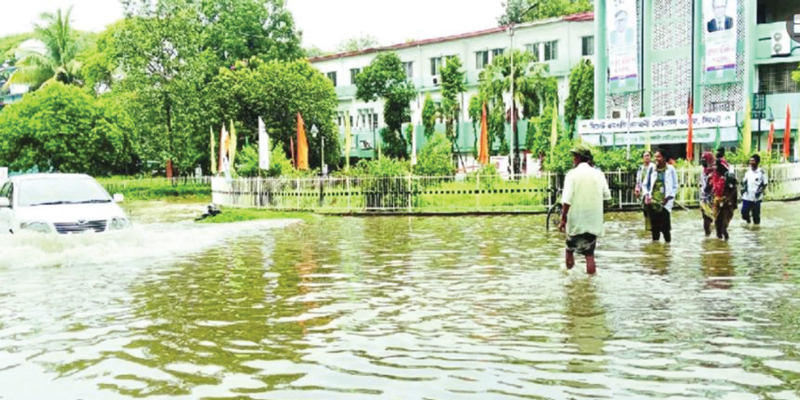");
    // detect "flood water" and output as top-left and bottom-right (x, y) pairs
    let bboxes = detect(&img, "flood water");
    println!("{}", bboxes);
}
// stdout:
(1, 201), (800, 399)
